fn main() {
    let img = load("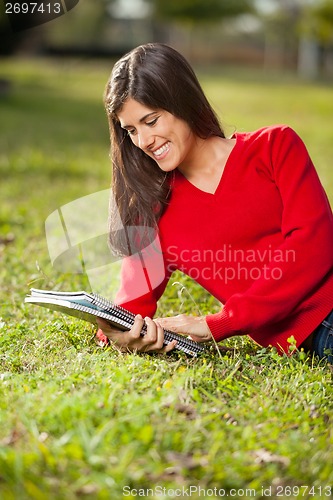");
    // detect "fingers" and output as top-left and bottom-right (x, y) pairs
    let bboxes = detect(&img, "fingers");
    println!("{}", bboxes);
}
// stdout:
(152, 320), (177, 354)
(161, 339), (178, 353)
(142, 317), (166, 352)
(130, 314), (145, 339)
(154, 314), (187, 334)
(142, 317), (158, 345)
(96, 313), (178, 354)
(154, 315), (212, 342)
(135, 317), (177, 354)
